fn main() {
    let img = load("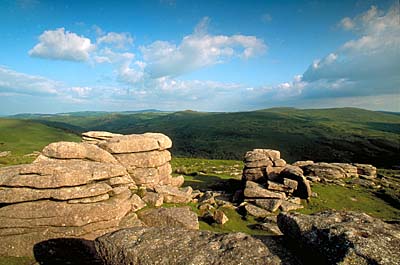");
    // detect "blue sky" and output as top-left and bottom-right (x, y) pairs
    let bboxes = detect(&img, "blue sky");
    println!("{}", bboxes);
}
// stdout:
(0, 0), (399, 114)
